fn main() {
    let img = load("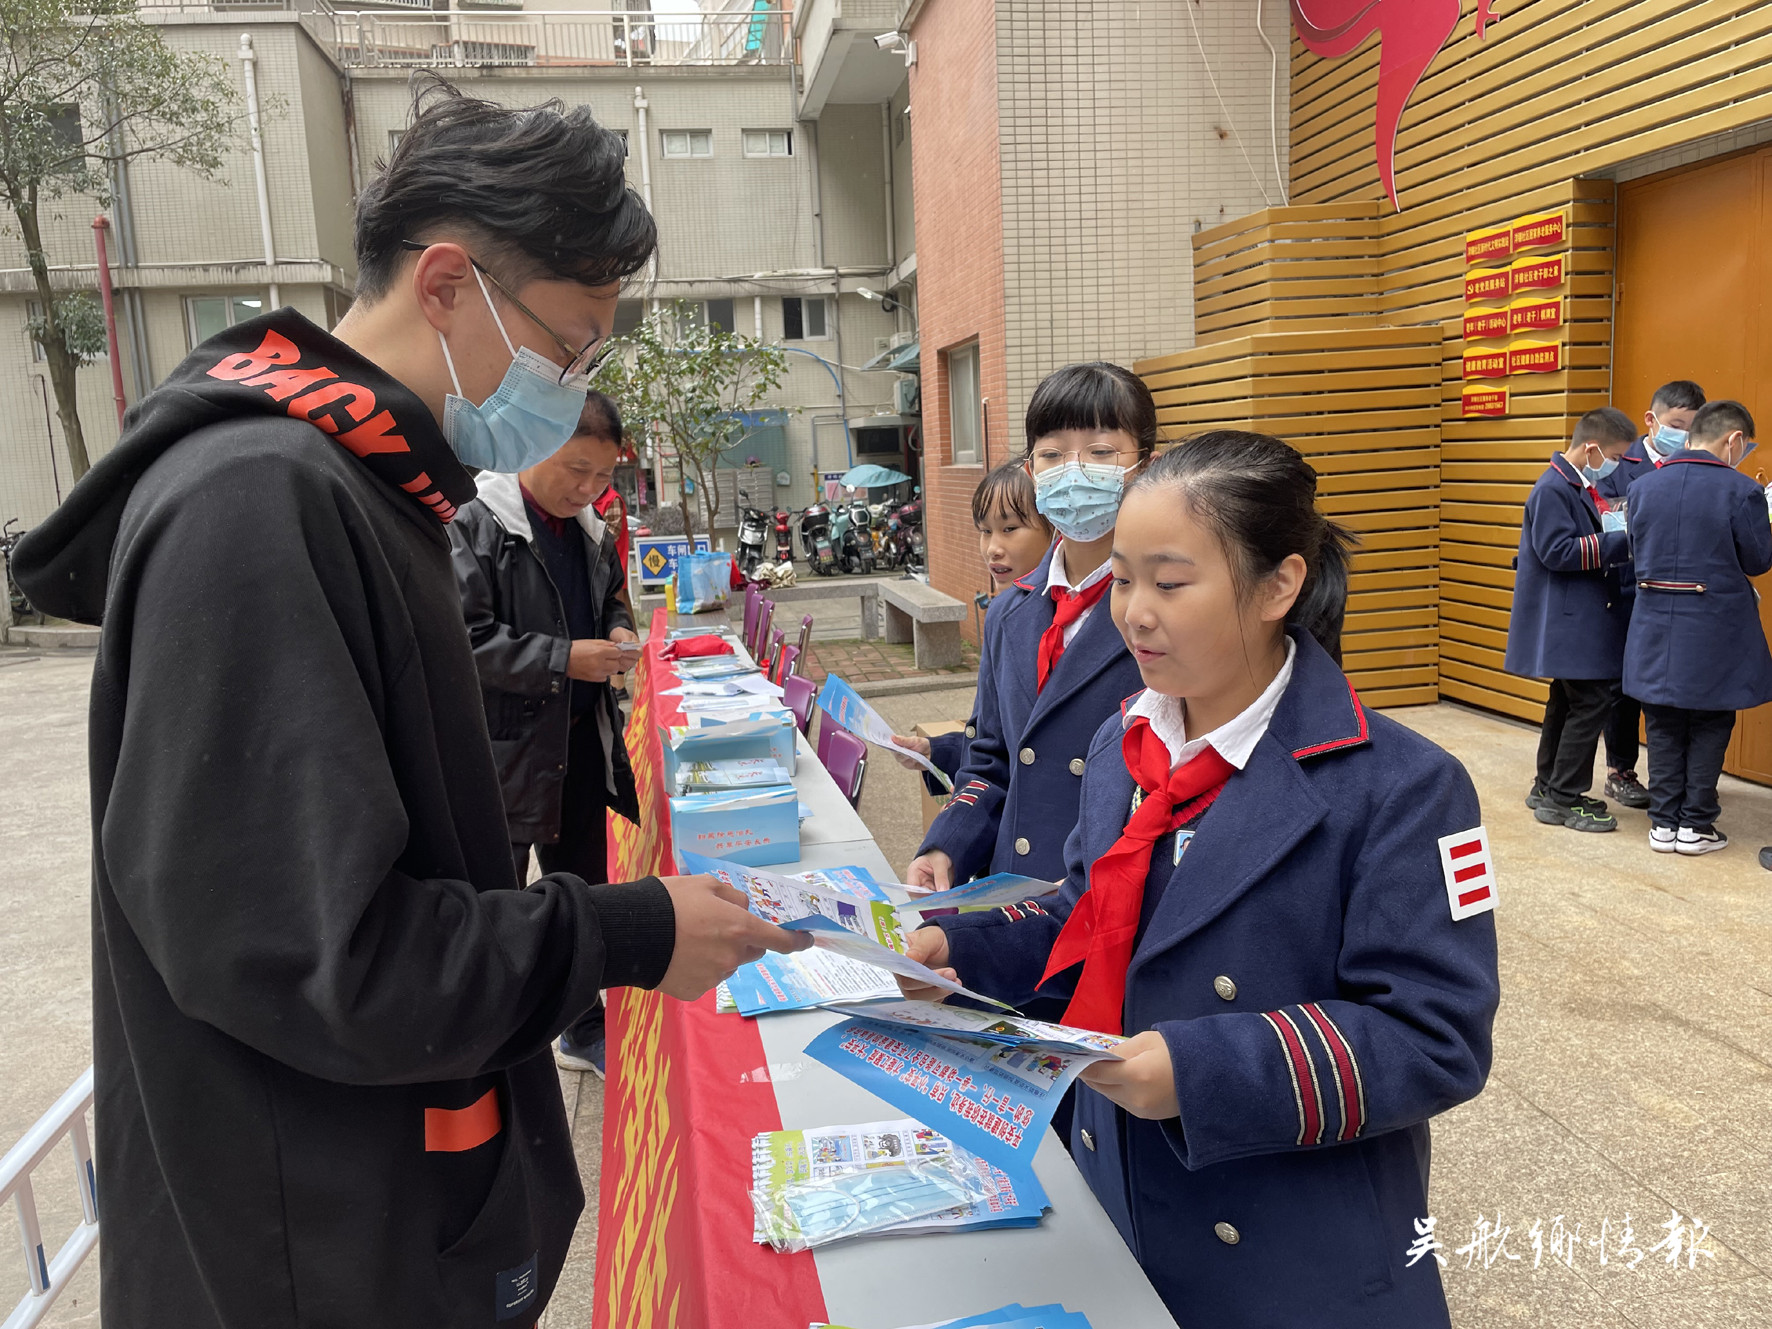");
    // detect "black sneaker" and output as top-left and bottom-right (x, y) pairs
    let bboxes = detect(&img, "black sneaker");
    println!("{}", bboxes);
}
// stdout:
(1525, 781), (1550, 810)
(1604, 770), (1651, 809)
(1553, 797), (1617, 832)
